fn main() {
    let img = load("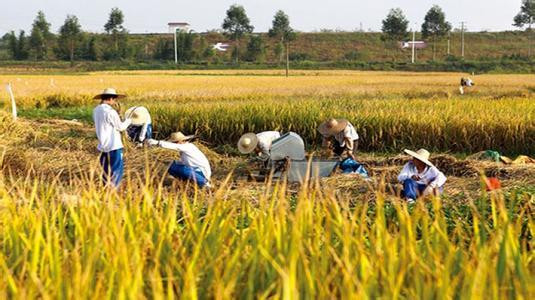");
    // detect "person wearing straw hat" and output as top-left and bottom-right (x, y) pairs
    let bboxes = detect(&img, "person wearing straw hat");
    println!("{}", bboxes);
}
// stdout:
(147, 132), (211, 188)
(397, 148), (447, 202)
(125, 106), (153, 145)
(318, 118), (359, 159)
(92, 88), (131, 187)
(238, 131), (281, 161)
